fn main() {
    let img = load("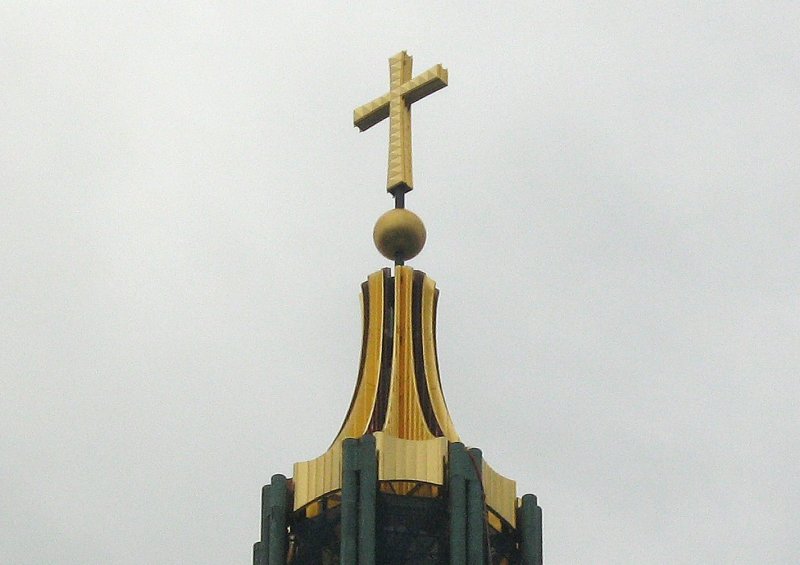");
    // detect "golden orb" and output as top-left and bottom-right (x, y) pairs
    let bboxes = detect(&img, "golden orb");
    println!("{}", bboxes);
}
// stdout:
(373, 208), (427, 262)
